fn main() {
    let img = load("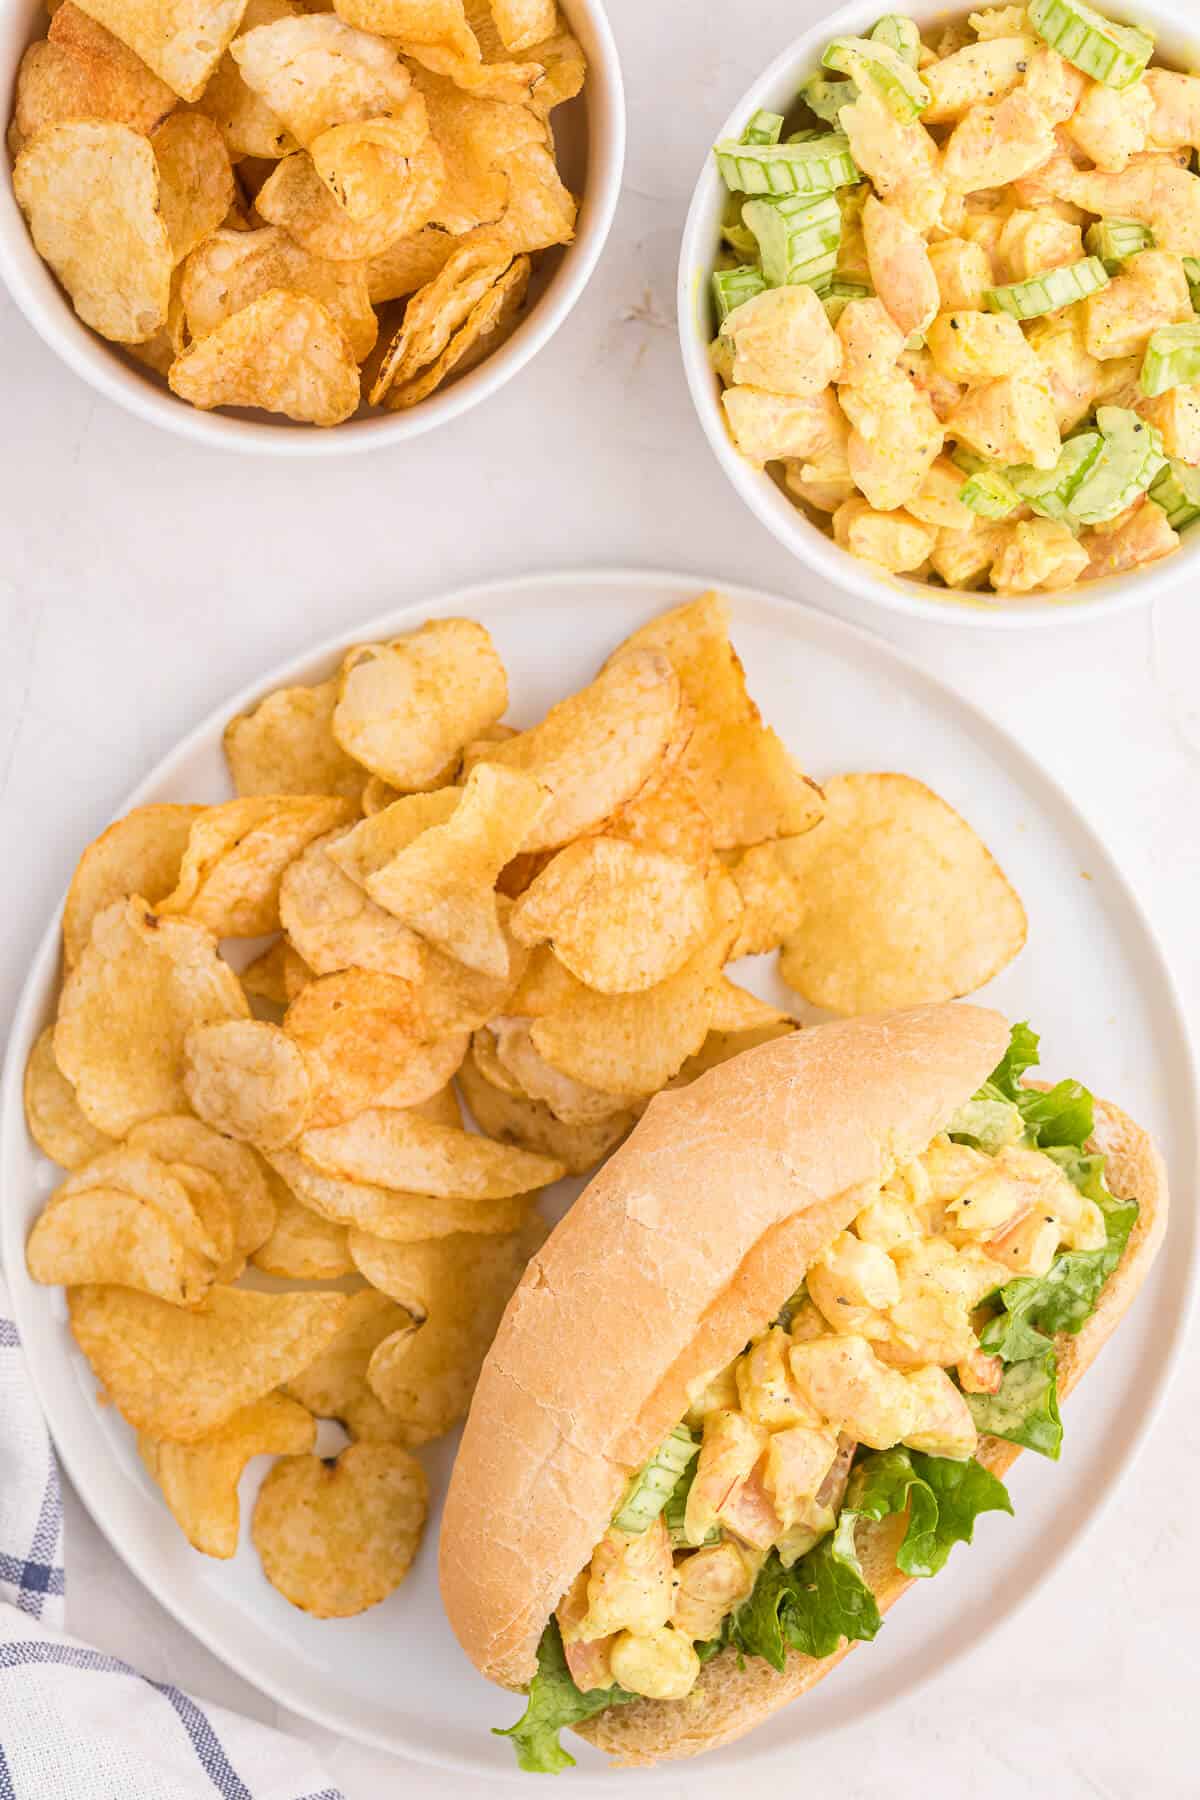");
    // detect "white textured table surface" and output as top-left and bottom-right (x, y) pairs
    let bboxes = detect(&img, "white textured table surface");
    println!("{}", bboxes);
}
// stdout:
(2, 0), (1199, 1793)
